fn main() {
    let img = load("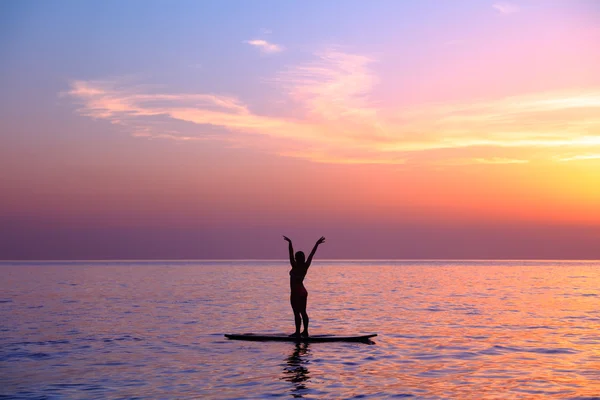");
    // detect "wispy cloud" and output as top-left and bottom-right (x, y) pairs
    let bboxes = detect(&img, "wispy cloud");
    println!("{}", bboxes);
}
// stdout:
(473, 157), (529, 164)
(66, 50), (600, 165)
(65, 78), (316, 144)
(277, 51), (378, 120)
(244, 39), (284, 53)
(493, 2), (520, 15)
(558, 154), (600, 162)
(439, 157), (529, 166)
